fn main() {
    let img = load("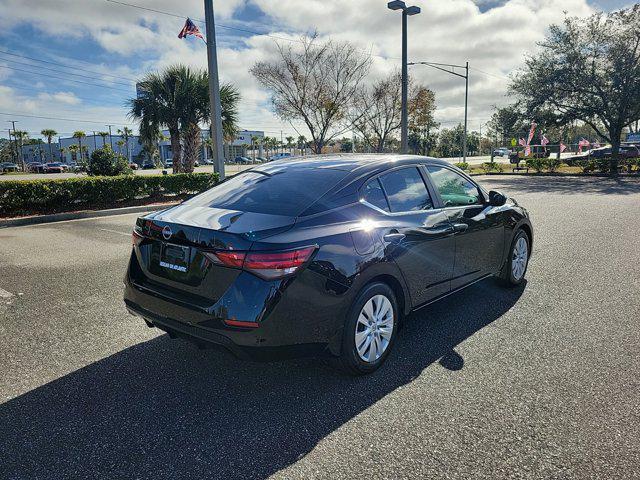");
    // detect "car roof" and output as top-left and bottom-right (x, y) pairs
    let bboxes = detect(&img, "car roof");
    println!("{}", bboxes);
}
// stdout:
(256, 153), (450, 174)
